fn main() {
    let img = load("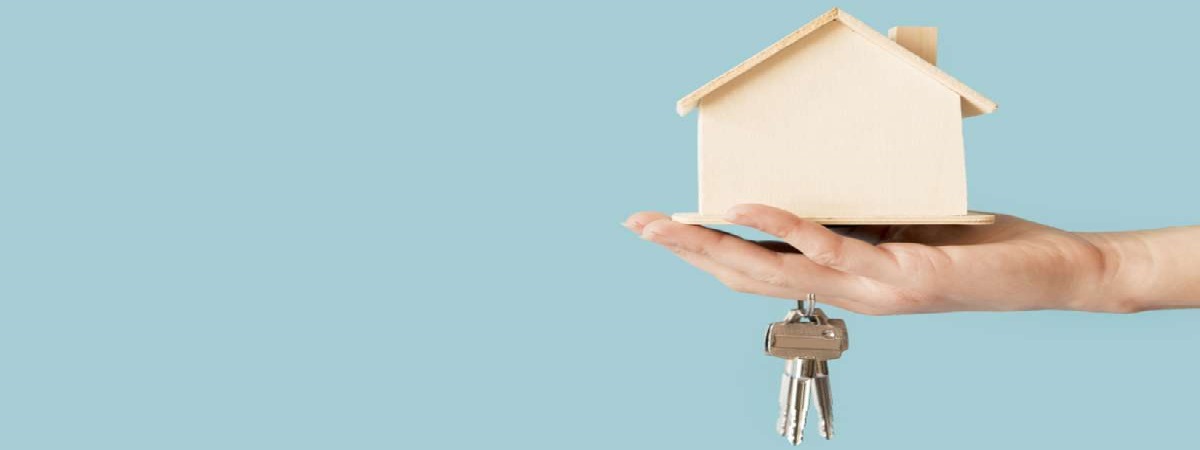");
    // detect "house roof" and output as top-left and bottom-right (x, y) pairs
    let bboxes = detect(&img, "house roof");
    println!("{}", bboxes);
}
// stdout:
(675, 8), (997, 117)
